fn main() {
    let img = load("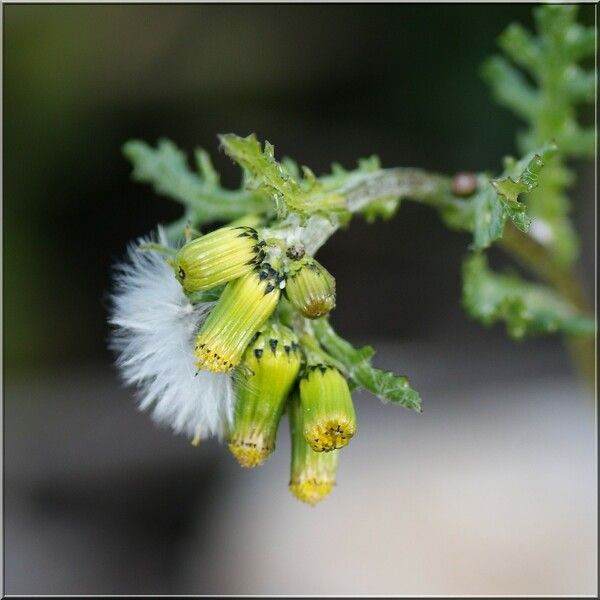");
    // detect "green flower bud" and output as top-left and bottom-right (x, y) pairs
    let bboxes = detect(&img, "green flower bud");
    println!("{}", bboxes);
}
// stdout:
(228, 323), (302, 467)
(299, 364), (356, 452)
(285, 257), (336, 319)
(289, 393), (339, 505)
(194, 266), (282, 372)
(174, 226), (266, 292)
